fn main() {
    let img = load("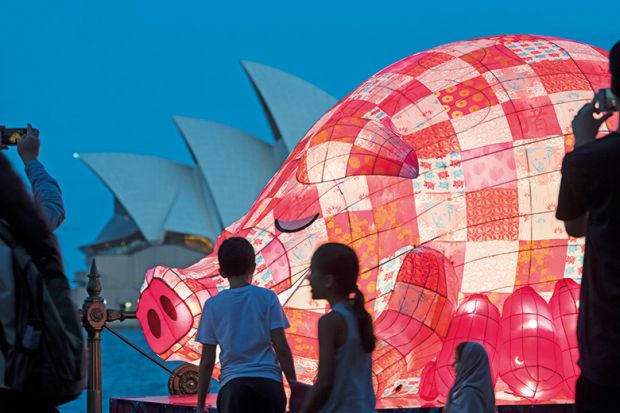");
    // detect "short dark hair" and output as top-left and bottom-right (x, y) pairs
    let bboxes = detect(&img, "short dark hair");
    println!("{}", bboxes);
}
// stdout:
(611, 41), (620, 97)
(217, 237), (255, 278)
